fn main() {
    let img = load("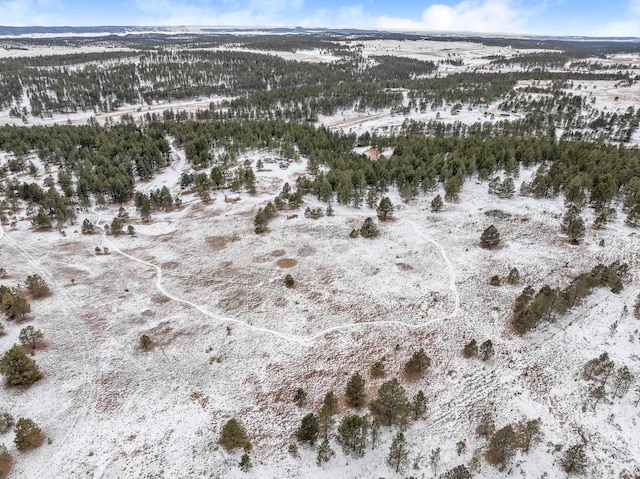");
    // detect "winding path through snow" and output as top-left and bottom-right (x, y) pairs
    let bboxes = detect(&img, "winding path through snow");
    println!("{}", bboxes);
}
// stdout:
(94, 209), (461, 346)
